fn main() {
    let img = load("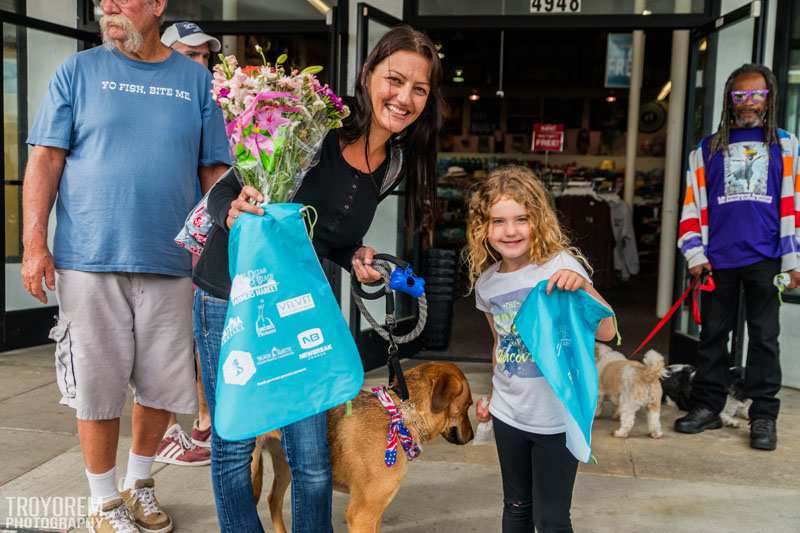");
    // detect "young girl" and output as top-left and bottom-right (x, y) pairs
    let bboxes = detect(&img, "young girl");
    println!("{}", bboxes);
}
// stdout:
(468, 165), (616, 533)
